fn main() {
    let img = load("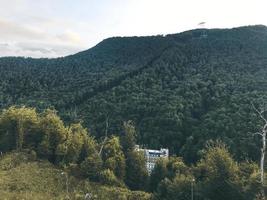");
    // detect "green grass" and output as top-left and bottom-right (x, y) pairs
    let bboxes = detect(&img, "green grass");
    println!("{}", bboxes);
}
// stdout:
(0, 151), (151, 200)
